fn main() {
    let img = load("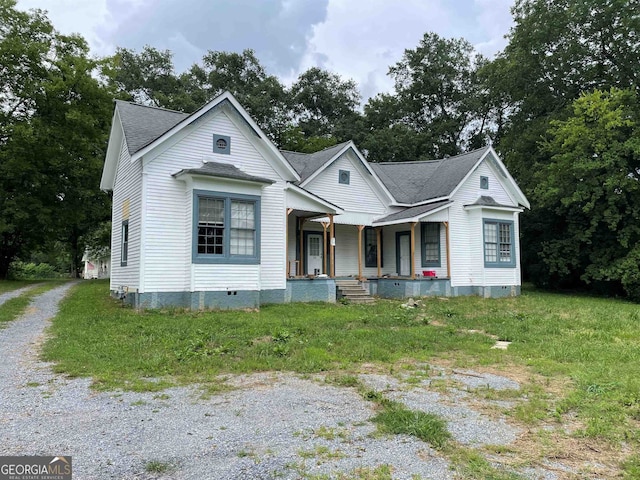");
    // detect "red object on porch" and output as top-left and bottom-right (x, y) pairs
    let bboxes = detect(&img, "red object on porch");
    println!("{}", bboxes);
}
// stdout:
(422, 270), (436, 277)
